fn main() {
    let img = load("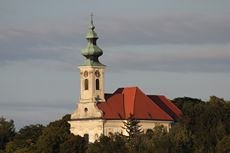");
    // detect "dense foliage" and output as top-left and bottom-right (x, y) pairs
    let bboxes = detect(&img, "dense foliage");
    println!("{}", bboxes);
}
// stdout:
(0, 118), (15, 151)
(0, 96), (229, 153)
